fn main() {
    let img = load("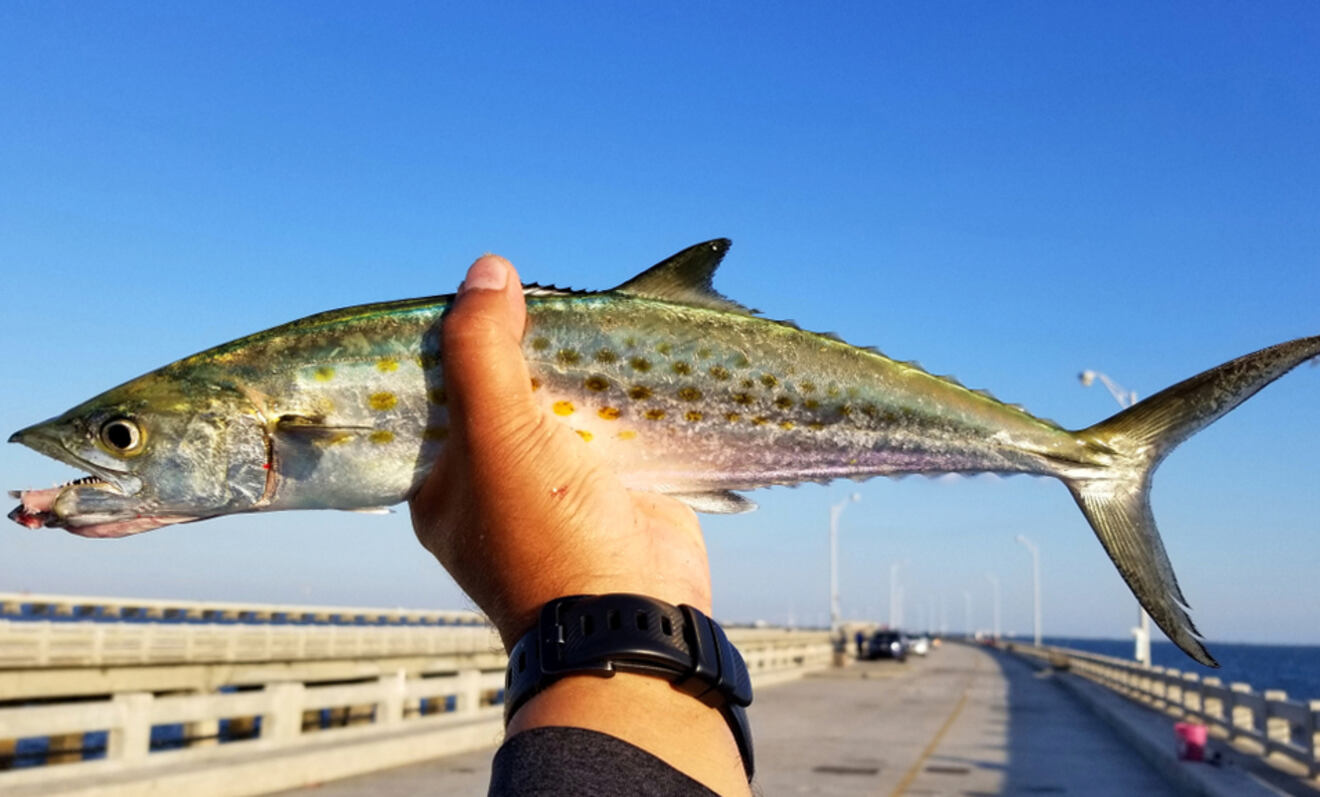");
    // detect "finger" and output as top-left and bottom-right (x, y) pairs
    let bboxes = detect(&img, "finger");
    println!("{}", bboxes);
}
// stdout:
(443, 255), (536, 428)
